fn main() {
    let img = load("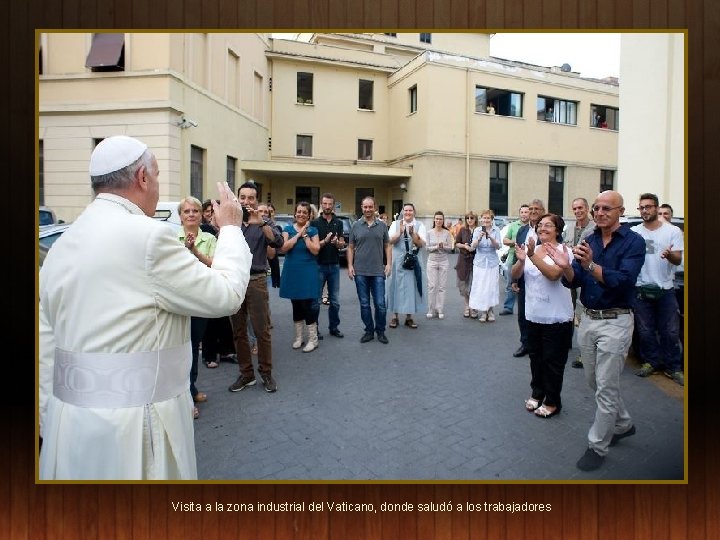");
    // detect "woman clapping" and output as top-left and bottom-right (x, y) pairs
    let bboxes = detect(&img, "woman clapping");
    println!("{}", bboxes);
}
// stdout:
(511, 214), (573, 418)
